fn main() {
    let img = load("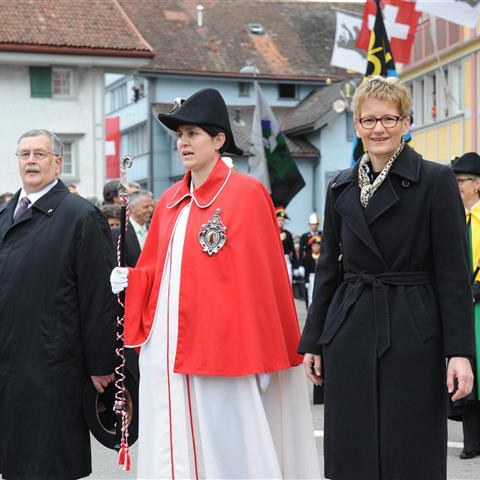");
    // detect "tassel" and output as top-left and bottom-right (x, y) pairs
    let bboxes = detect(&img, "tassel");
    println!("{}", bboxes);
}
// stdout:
(118, 444), (125, 465)
(124, 448), (131, 471)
